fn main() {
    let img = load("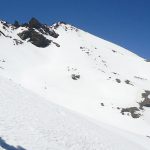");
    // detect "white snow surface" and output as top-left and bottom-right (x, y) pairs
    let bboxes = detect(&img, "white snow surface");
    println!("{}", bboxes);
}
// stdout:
(0, 75), (149, 150)
(0, 20), (150, 149)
